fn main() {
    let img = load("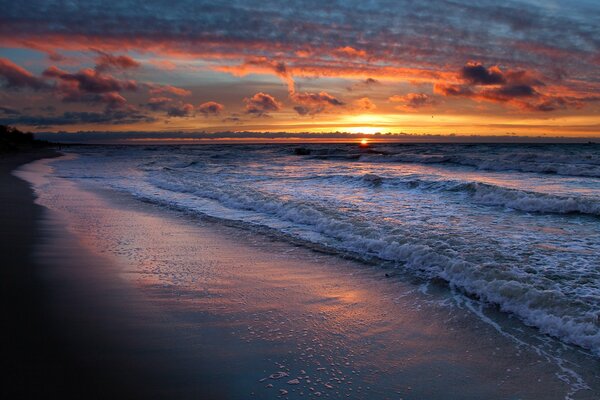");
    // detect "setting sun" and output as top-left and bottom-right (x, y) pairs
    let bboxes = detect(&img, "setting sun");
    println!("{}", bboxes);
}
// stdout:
(360, 138), (369, 146)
